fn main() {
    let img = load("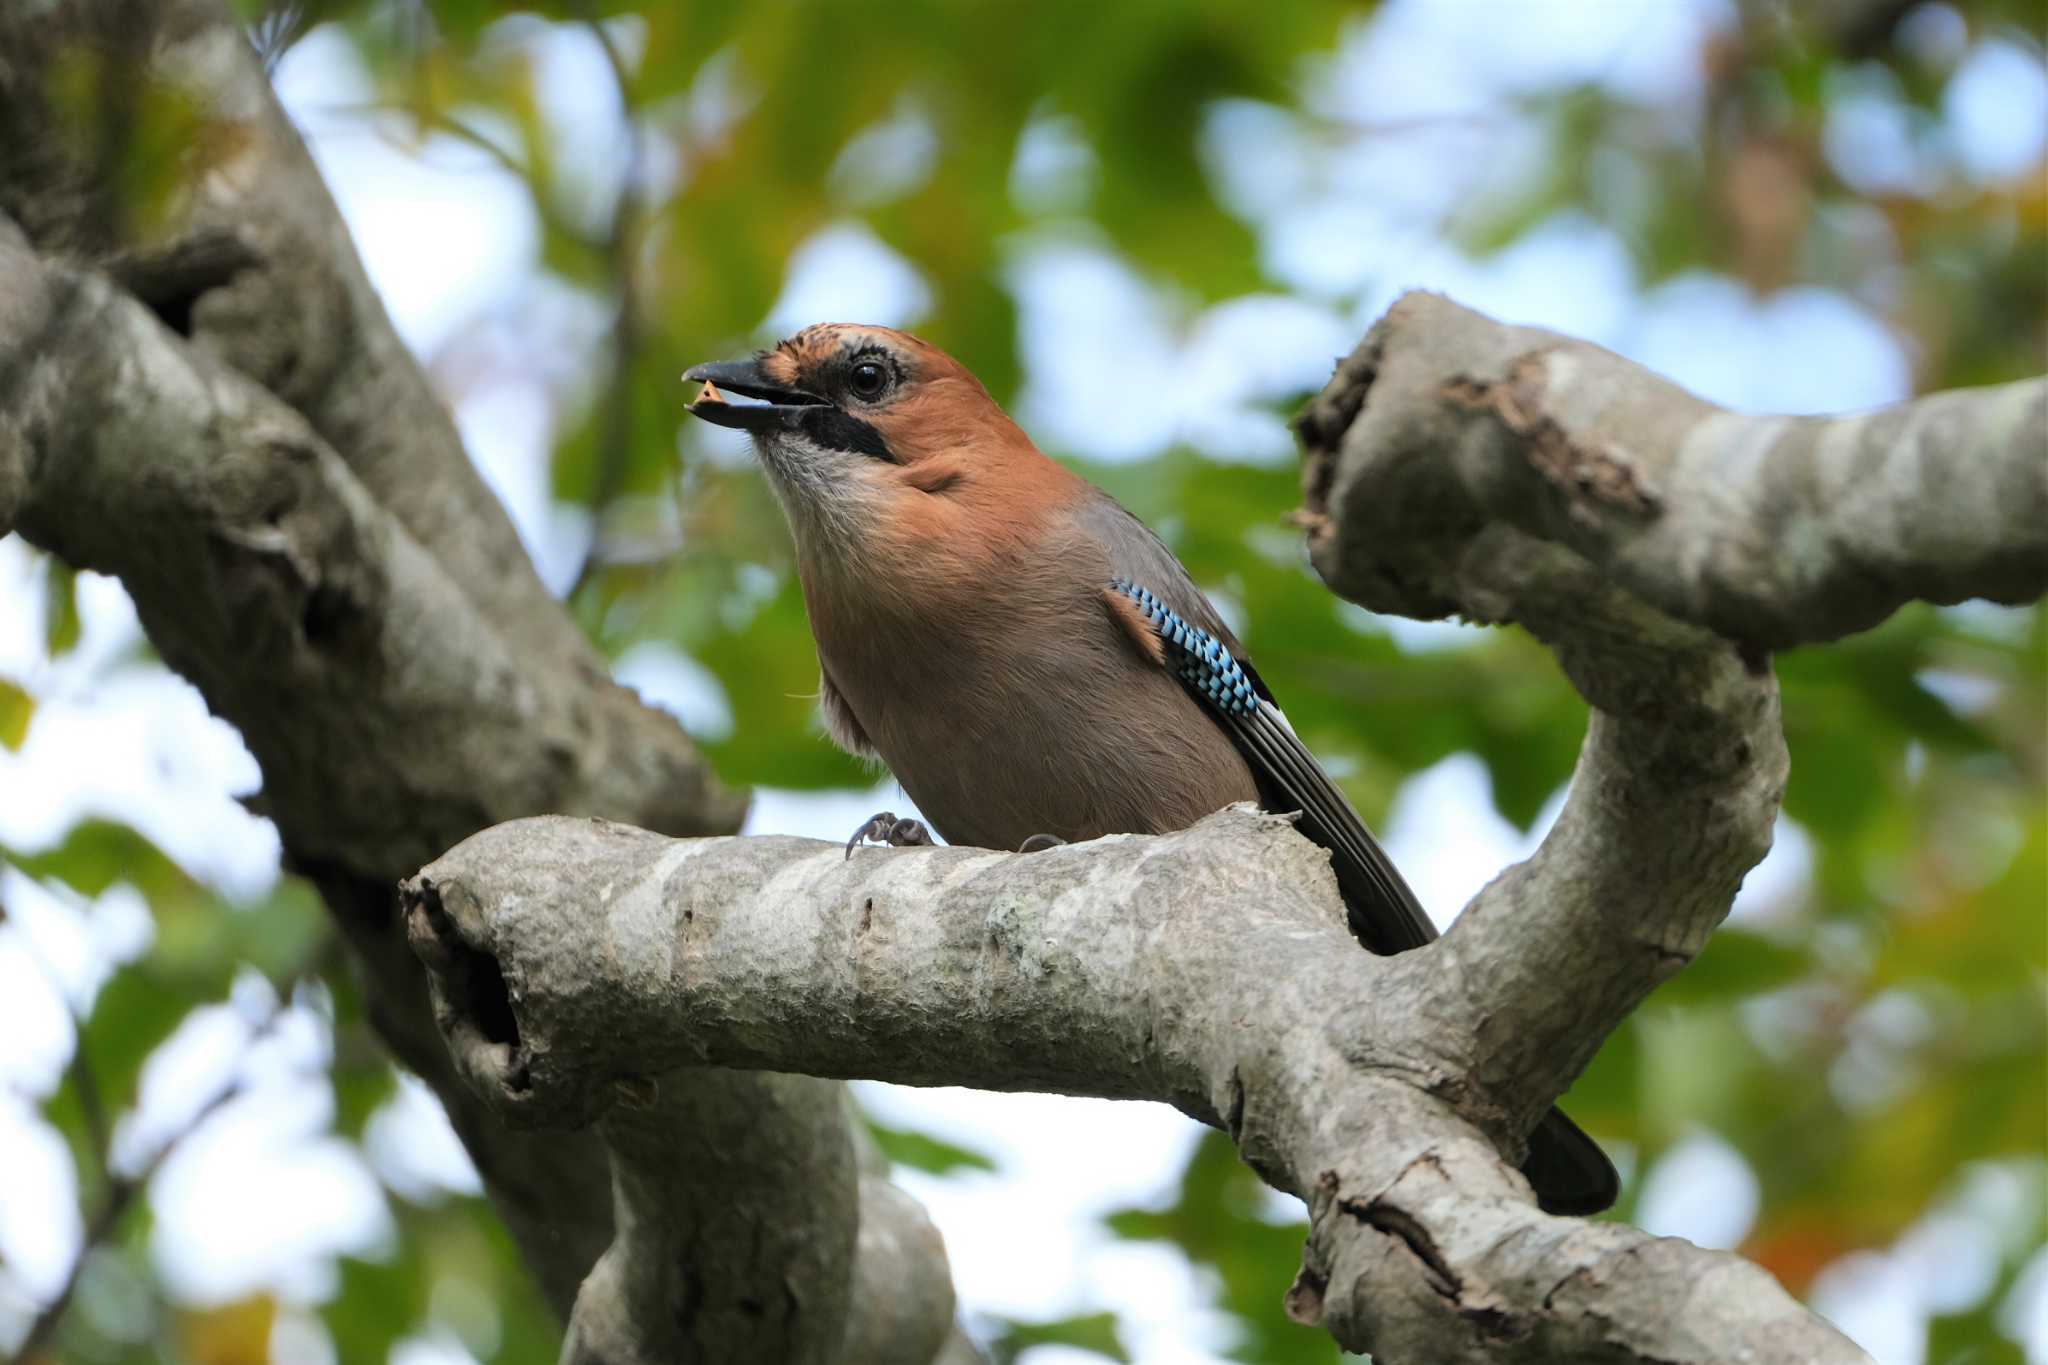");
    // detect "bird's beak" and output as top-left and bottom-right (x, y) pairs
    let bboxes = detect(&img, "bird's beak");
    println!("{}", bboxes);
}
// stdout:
(683, 358), (826, 432)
